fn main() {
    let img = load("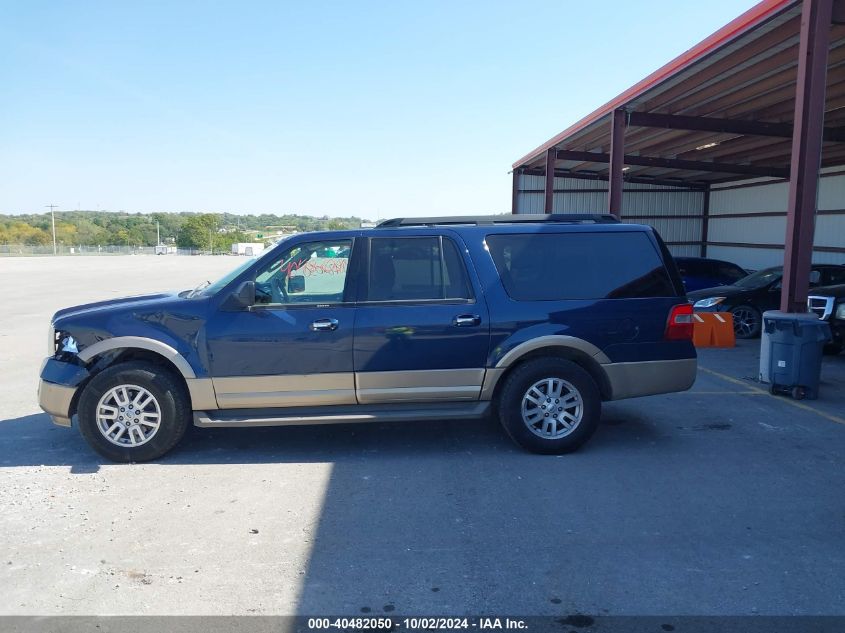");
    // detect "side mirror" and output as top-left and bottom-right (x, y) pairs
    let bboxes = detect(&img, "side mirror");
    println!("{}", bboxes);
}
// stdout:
(222, 281), (255, 310)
